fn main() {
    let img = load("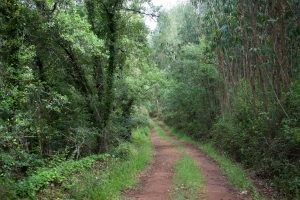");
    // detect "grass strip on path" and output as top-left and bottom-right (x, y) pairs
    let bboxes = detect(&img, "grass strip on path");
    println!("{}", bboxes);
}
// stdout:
(165, 125), (264, 200)
(172, 155), (204, 200)
(152, 121), (205, 199)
